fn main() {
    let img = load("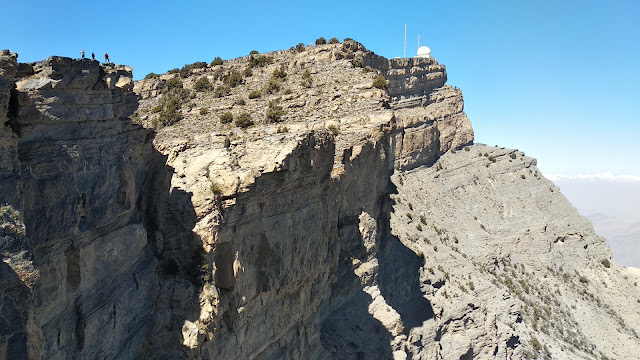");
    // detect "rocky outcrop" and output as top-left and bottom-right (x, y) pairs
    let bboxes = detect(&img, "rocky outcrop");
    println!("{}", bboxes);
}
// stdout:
(388, 145), (640, 359)
(1, 53), (159, 359)
(2, 39), (637, 360)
